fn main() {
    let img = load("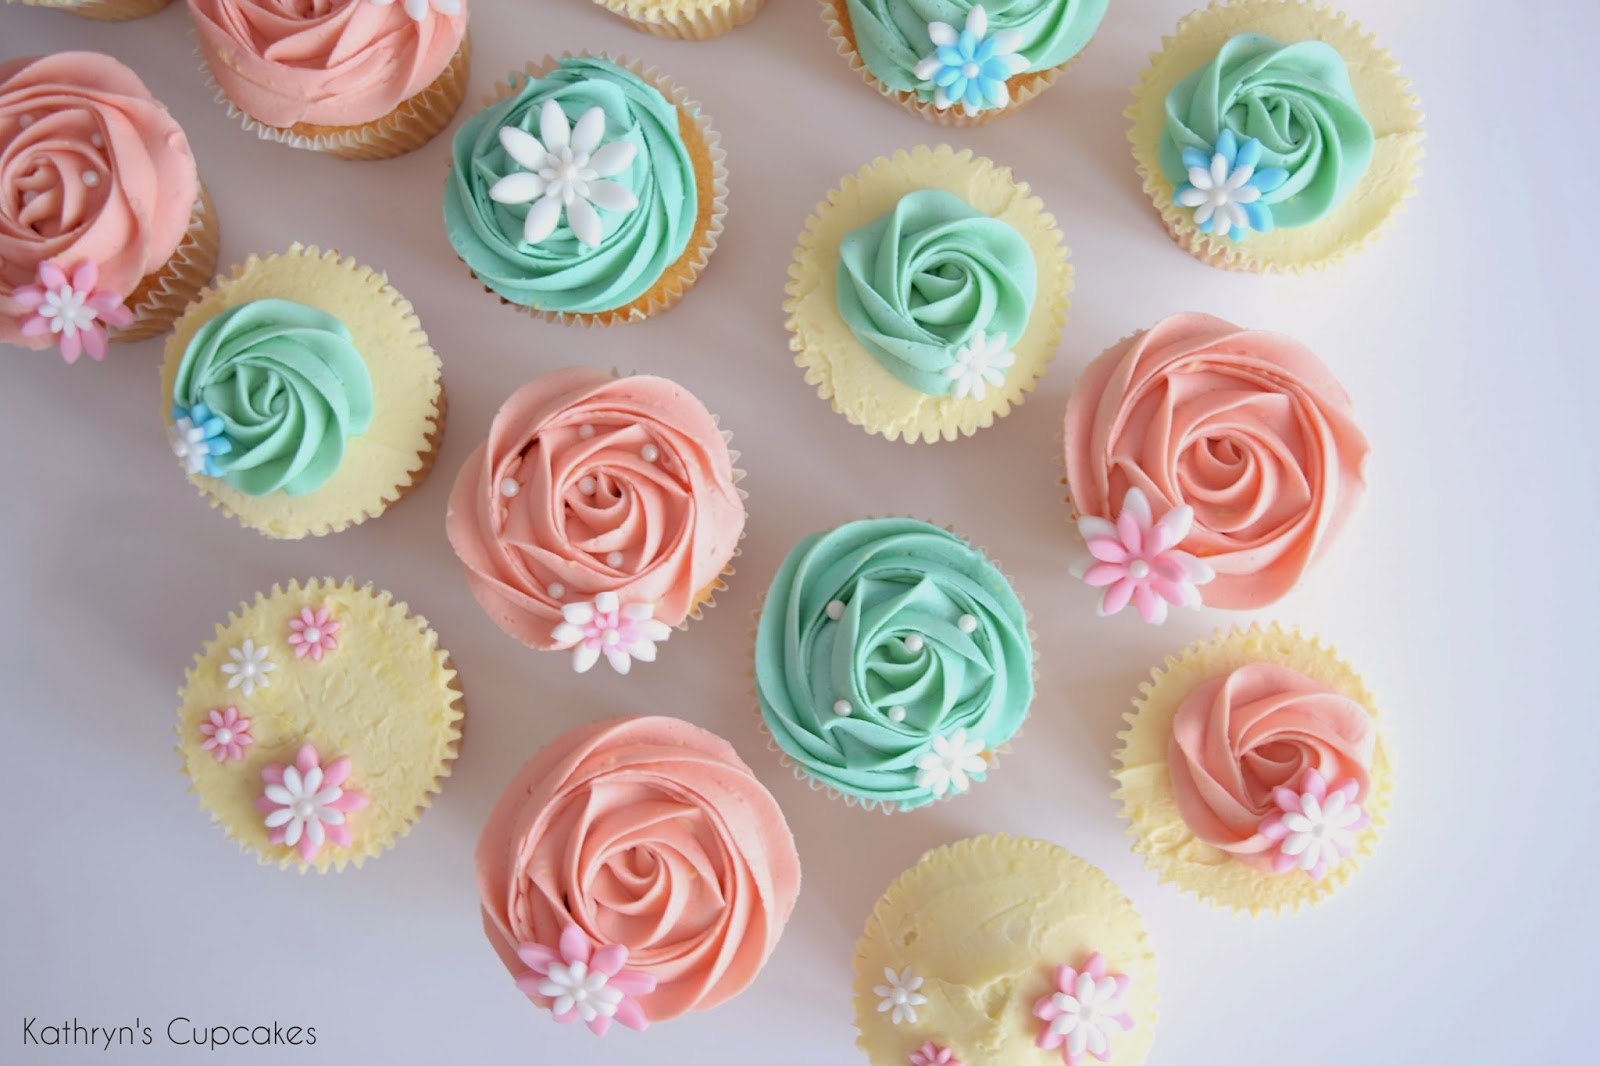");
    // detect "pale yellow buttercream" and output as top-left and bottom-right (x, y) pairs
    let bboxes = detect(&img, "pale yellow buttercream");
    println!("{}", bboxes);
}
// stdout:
(786, 145), (1071, 444)
(1113, 623), (1392, 915)
(854, 836), (1158, 1066)
(160, 246), (444, 539)
(176, 579), (463, 874)
(1128, 0), (1424, 272)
